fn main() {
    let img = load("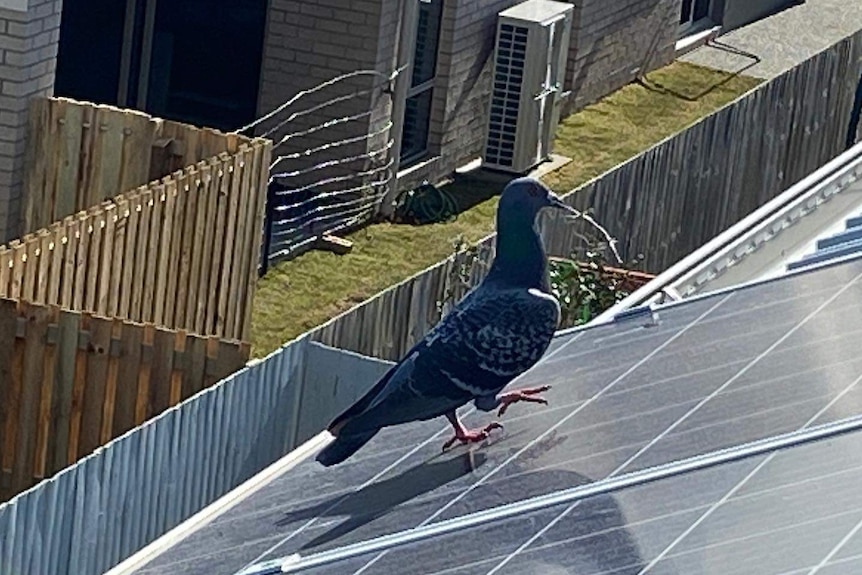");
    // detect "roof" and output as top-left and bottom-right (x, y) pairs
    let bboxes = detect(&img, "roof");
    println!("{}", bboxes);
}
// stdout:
(110, 248), (862, 575)
(498, 0), (573, 25)
(600, 141), (862, 314)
